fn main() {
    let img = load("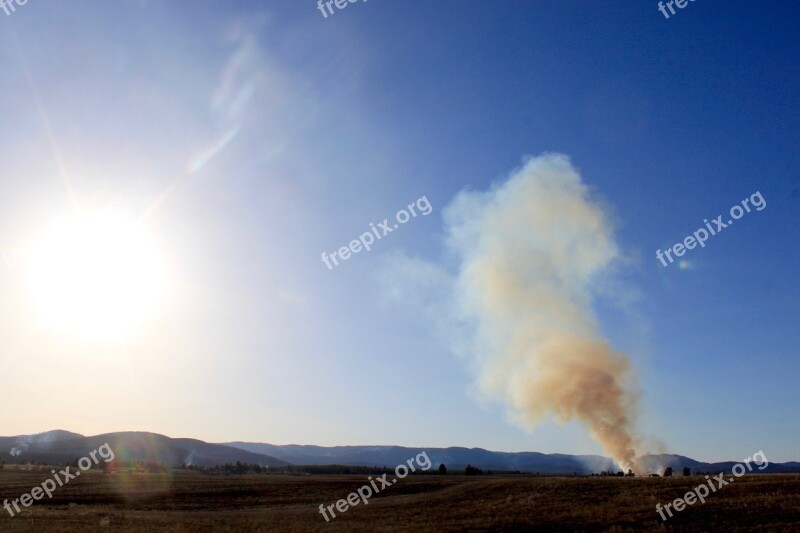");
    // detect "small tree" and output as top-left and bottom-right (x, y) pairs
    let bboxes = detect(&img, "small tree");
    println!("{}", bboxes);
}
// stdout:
(682, 466), (691, 477)
(663, 467), (673, 477)
(464, 464), (483, 476)
(438, 464), (447, 475)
